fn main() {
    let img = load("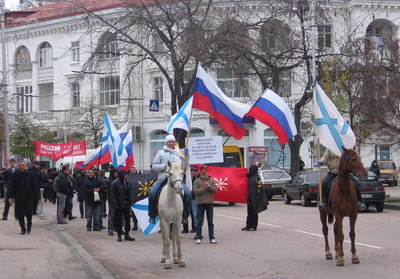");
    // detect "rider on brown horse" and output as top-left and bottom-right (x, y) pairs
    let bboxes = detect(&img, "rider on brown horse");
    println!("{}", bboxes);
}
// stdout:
(317, 148), (366, 211)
